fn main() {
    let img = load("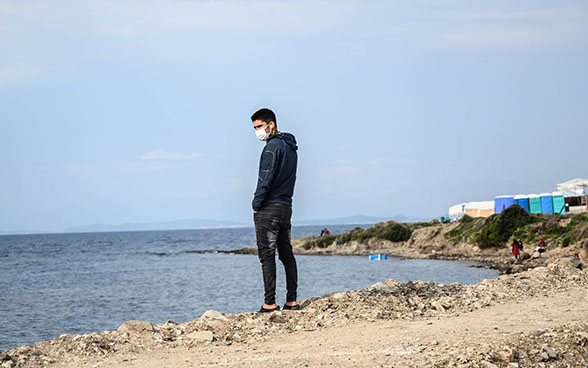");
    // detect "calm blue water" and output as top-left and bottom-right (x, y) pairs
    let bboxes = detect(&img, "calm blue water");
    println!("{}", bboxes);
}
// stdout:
(0, 225), (497, 351)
